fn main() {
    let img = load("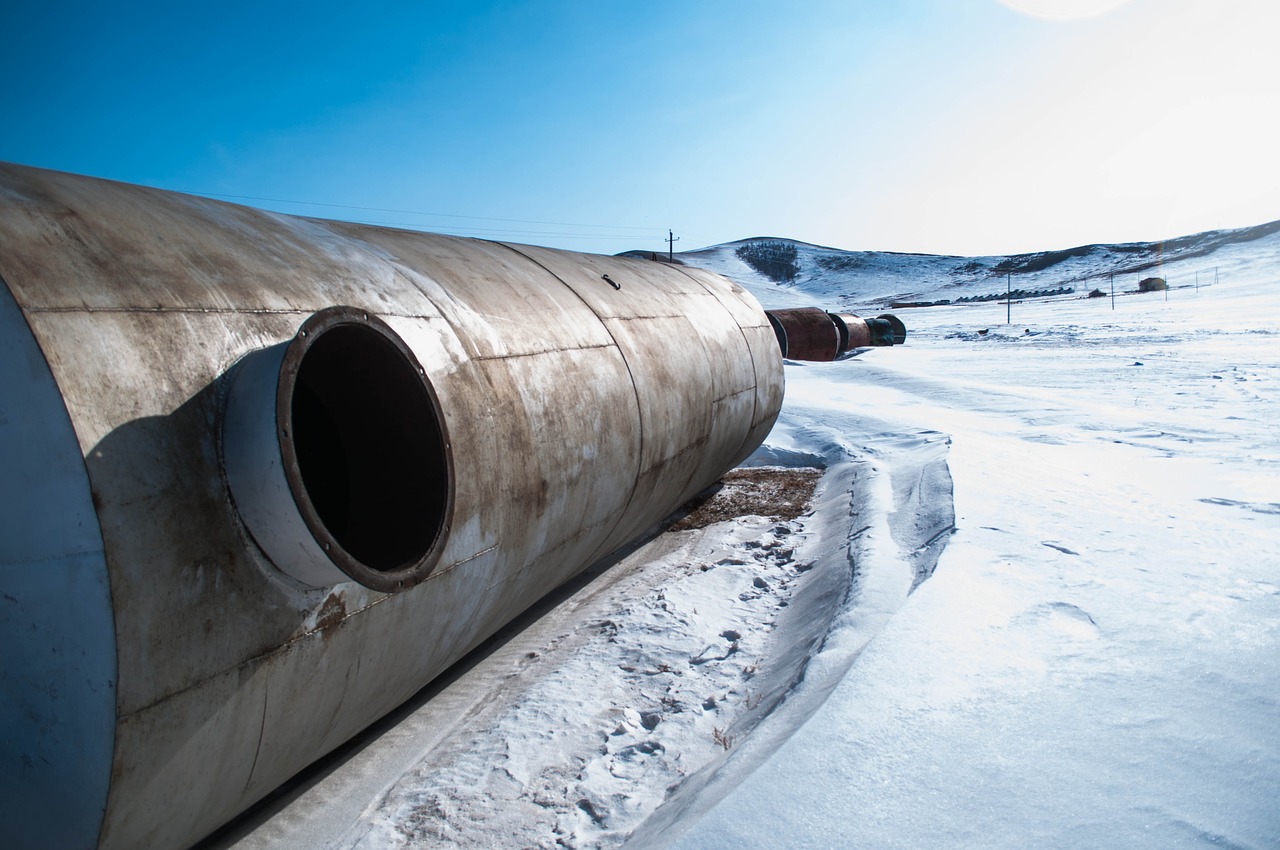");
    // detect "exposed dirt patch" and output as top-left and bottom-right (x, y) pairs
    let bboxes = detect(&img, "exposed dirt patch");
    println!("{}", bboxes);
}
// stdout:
(668, 466), (824, 531)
